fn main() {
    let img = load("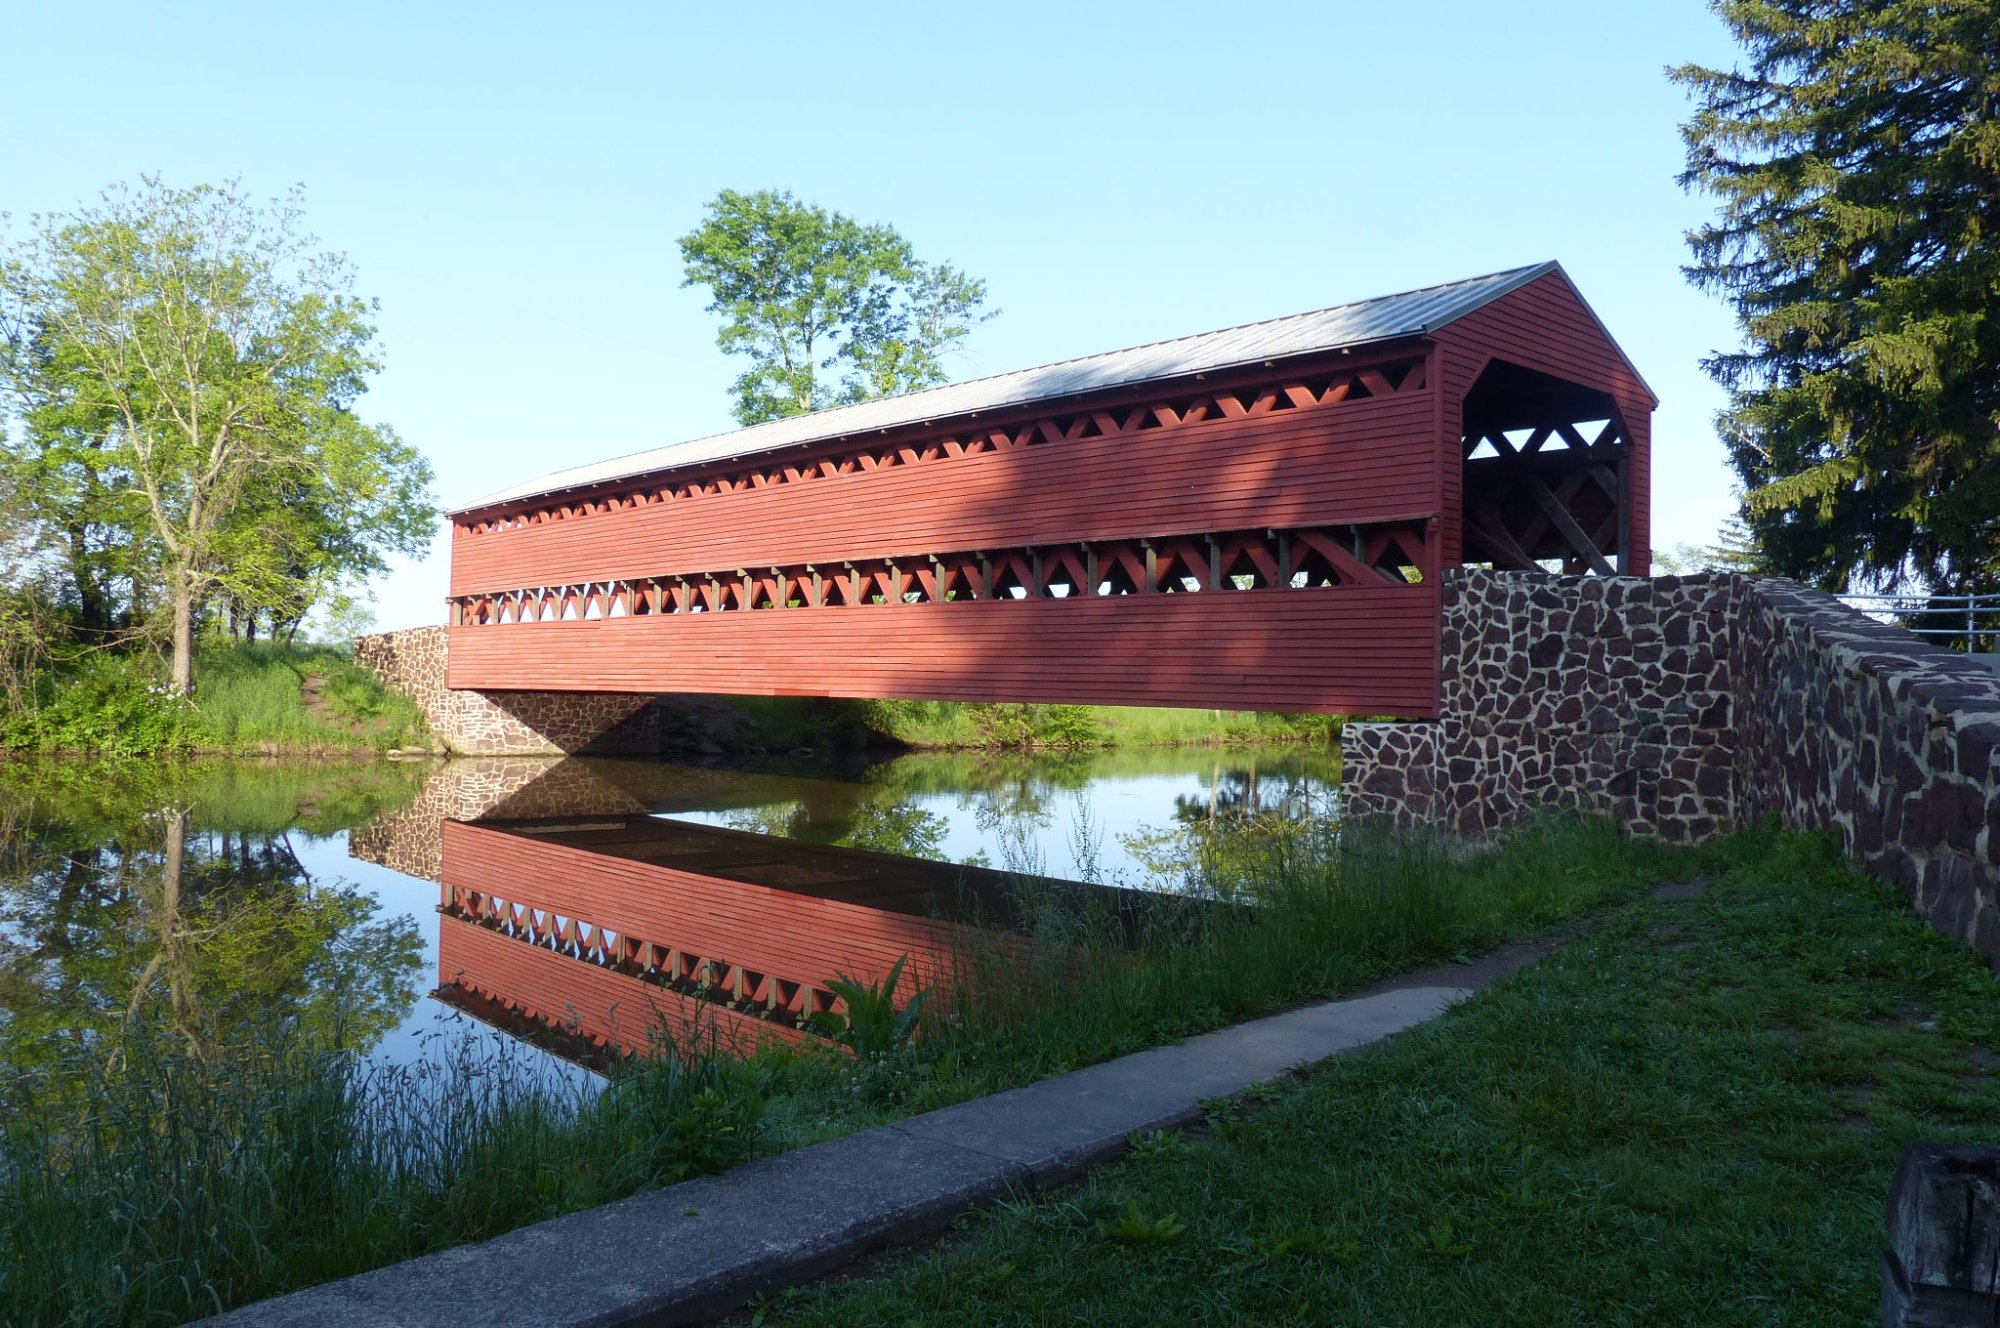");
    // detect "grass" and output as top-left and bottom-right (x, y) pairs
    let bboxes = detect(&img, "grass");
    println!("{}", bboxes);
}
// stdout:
(0, 813), (1683, 1327)
(757, 826), (2000, 1327)
(187, 642), (430, 752)
(721, 696), (1337, 752)
(0, 641), (430, 755)
(0, 1023), (771, 1326)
